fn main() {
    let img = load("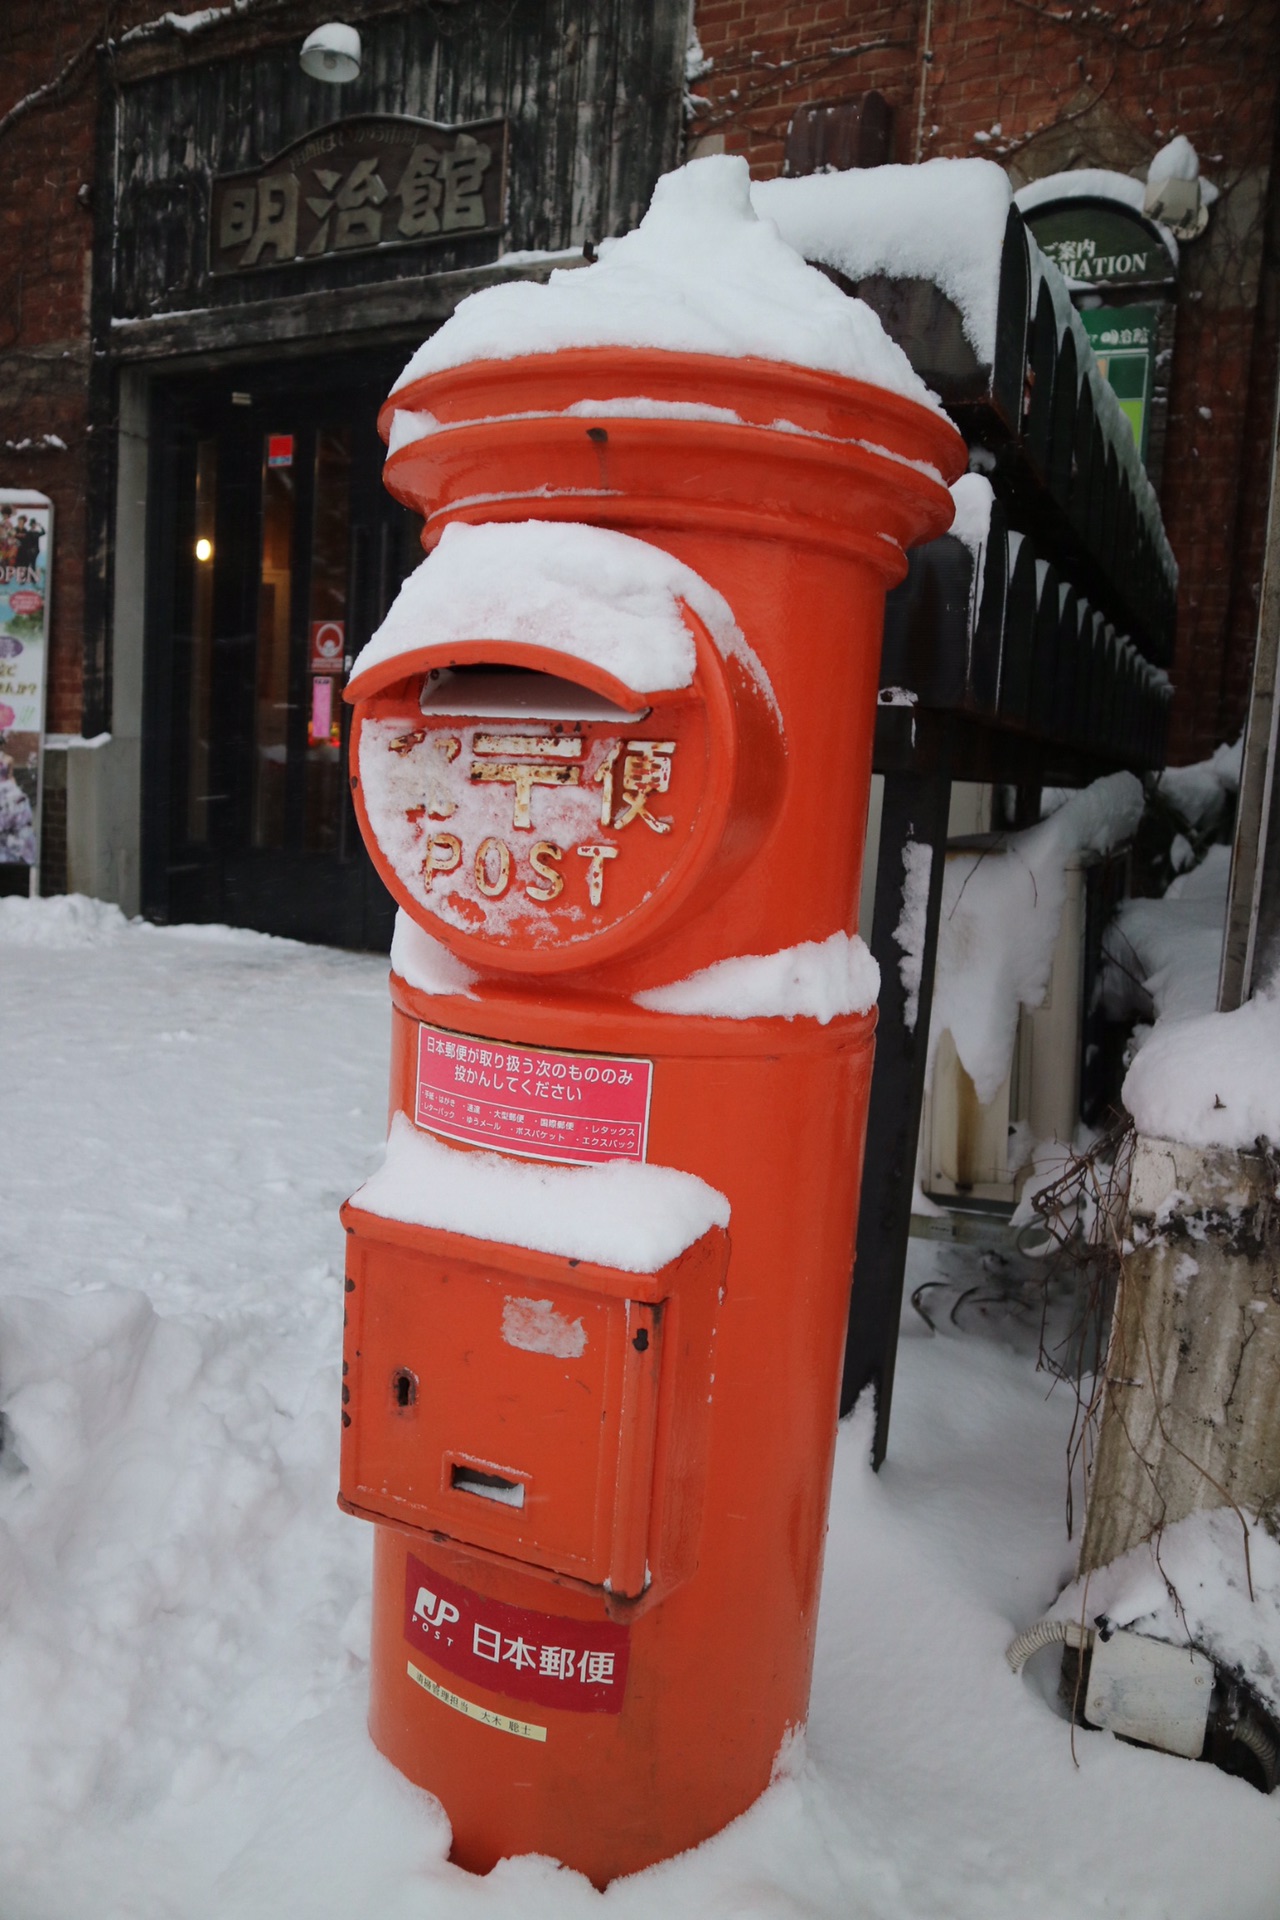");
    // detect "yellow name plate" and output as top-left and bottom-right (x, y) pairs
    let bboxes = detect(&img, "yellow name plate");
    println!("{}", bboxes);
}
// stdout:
(407, 1660), (548, 1741)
